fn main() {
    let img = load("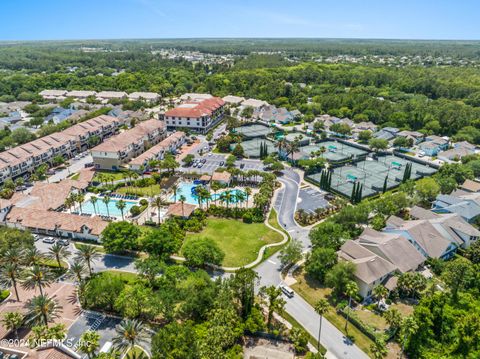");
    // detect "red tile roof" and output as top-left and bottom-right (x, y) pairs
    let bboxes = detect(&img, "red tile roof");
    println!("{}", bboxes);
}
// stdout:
(165, 97), (224, 118)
